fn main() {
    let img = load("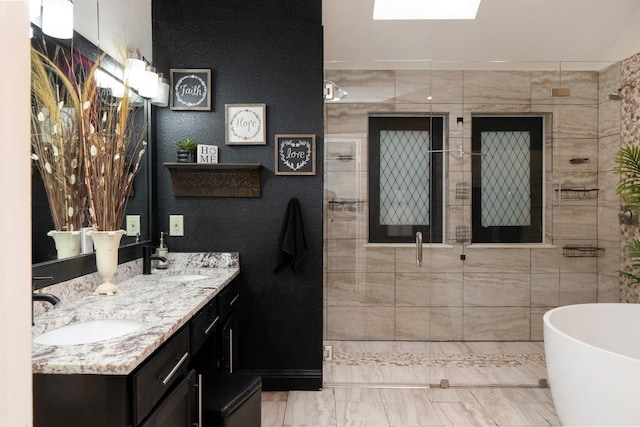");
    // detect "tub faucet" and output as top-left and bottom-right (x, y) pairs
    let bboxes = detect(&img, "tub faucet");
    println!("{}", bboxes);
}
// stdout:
(143, 246), (167, 275)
